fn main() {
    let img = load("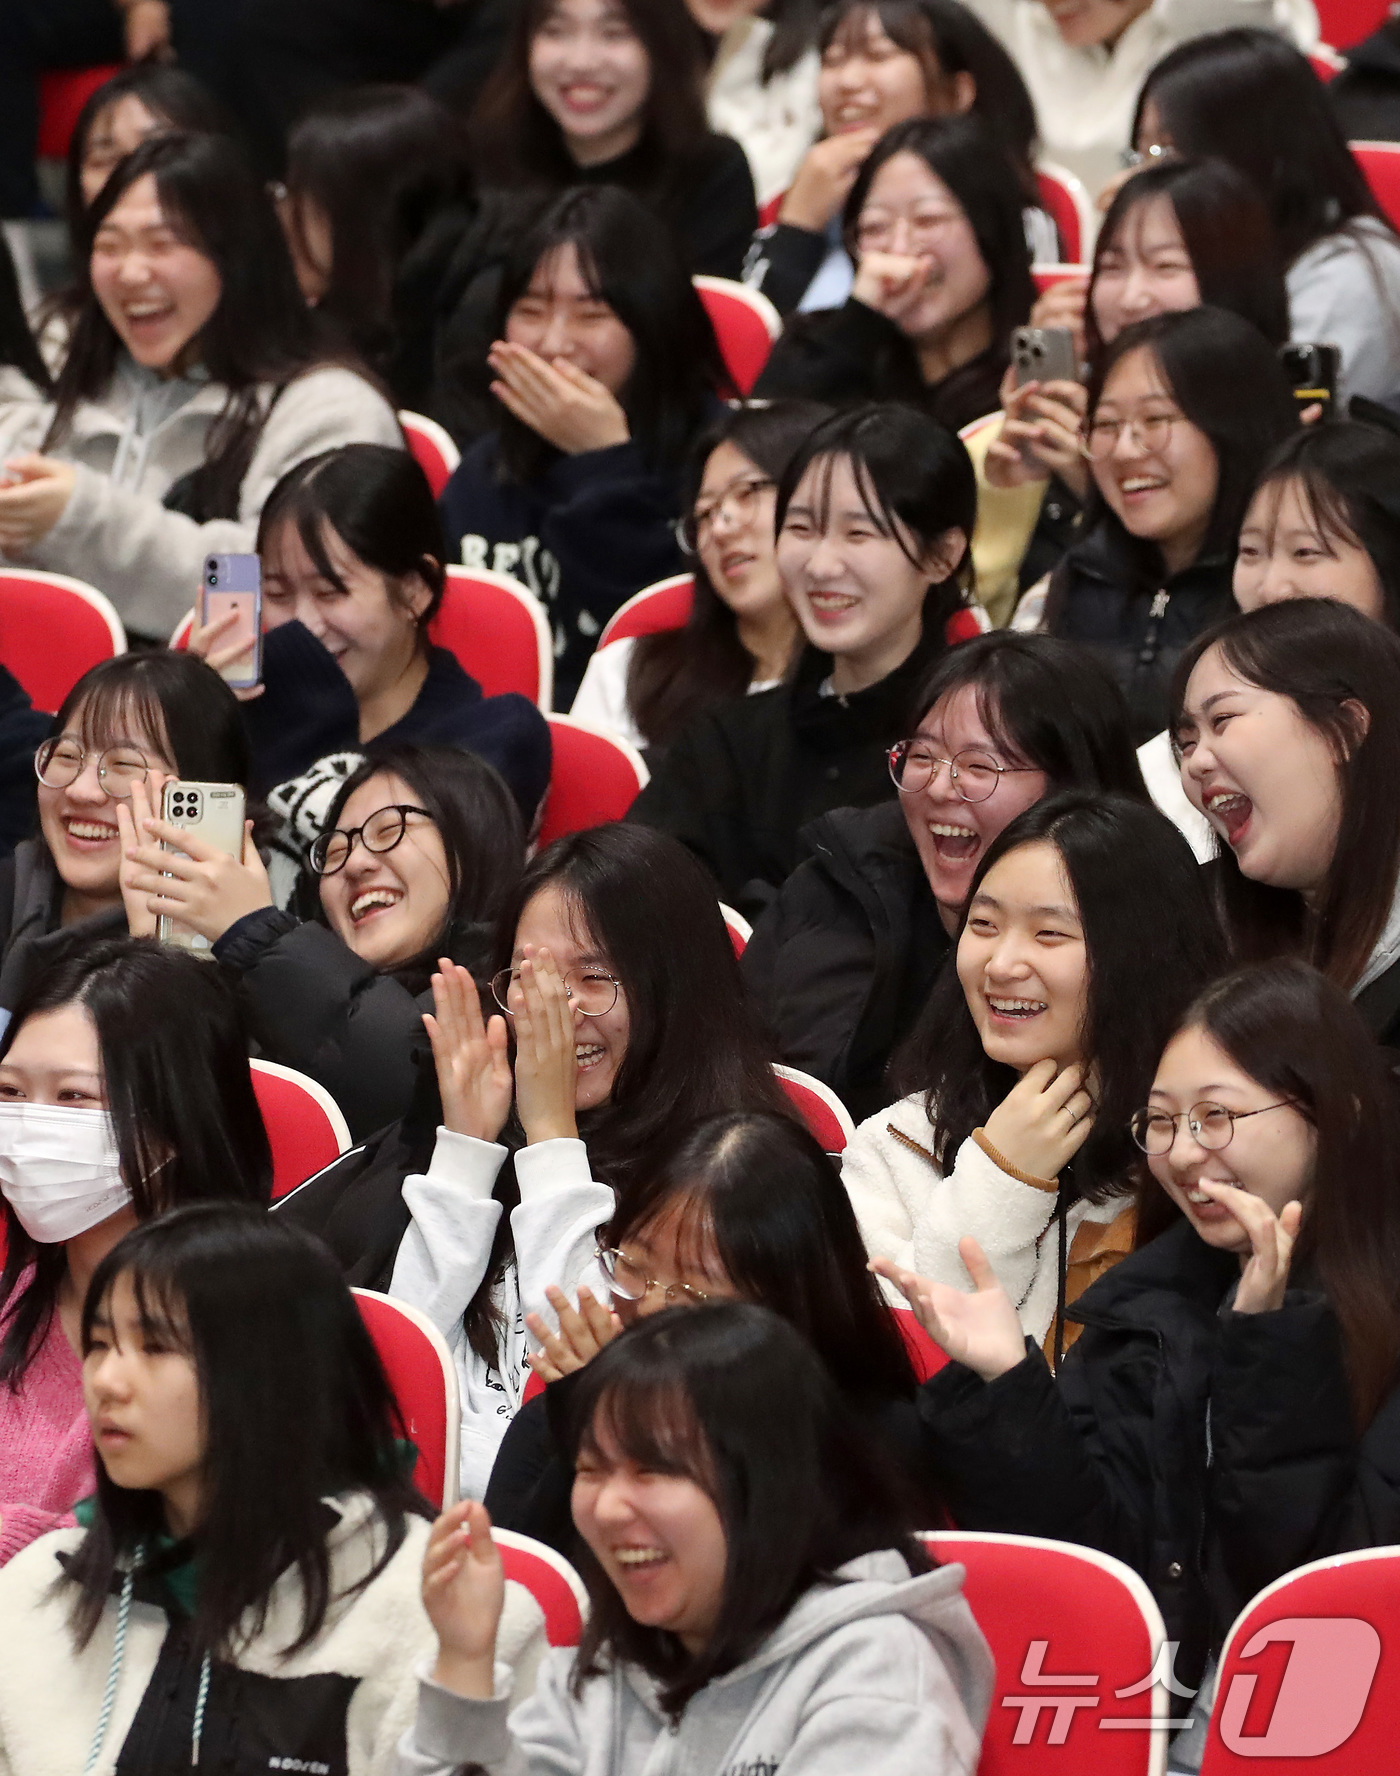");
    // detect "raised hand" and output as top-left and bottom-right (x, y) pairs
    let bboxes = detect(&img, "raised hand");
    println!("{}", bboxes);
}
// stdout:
(511, 947), (579, 1144)
(985, 365), (1090, 498)
(487, 342), (630, 455)
(1203, 1185), (1303, 1314)
(851, 250), (935, 331)
(872, 1240), (1027, 1383)
(422, 1500), (504, 1700)
(1028, 275), (1088, 363)
(187, 606), (263, 701)
(121, 809), (272, 943)
(779, 129), (880, 233)
(982, 1057), (1094, 1182)
(424, 960), (513, 1144)
(115, 771), (173, 938)
(525, 1283), (621, 1384)
(0, 456), (76, 549)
